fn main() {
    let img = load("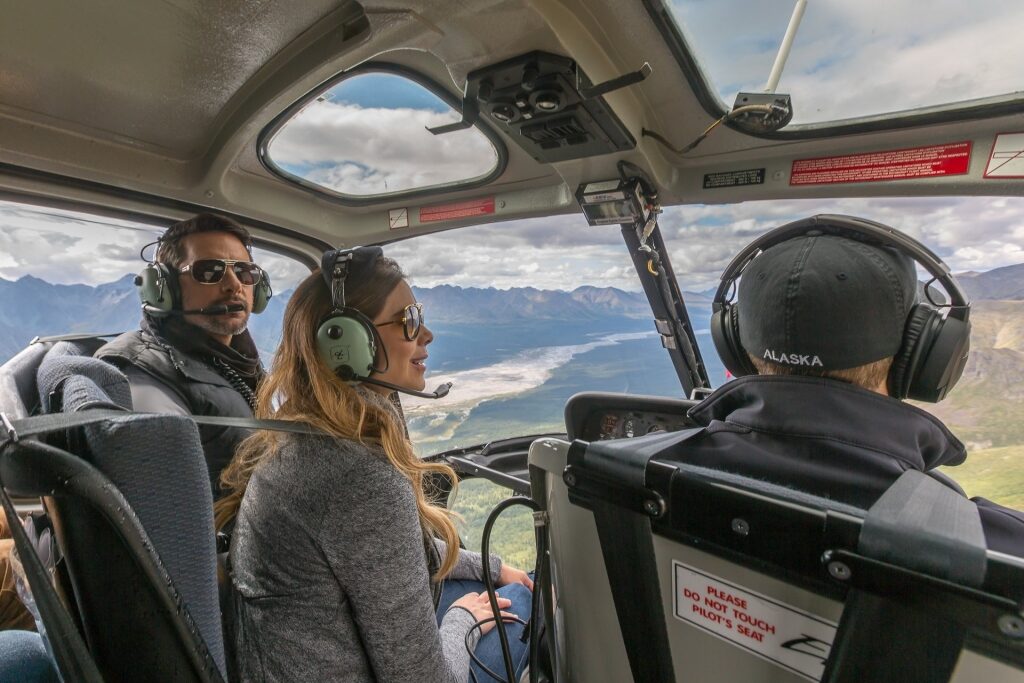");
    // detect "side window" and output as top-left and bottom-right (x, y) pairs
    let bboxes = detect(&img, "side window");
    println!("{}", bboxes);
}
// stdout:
(448, 479), (536, 569)
(247, 247), (310, 360)
(0, 200), (307, 365)
(264, 70), (502, 199)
